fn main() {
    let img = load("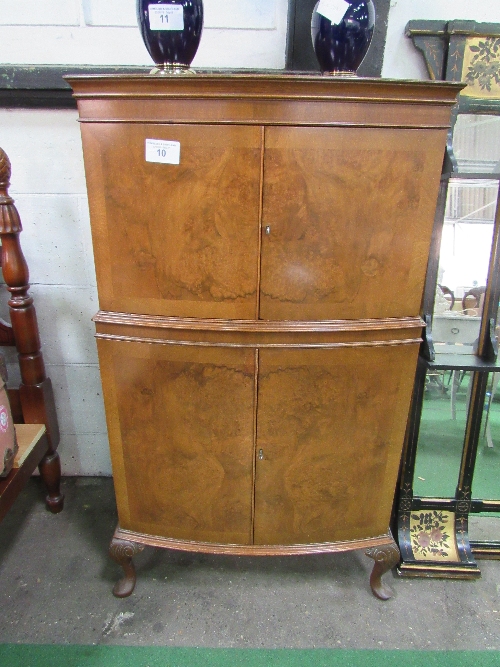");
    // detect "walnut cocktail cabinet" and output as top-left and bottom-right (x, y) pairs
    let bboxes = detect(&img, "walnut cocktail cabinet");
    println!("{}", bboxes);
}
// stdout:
(68, 74), (461, 599)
